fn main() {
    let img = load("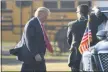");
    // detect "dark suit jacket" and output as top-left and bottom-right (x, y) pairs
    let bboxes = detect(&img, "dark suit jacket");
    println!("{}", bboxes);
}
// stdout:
(67, 19), (87, 67)
(15, 17), (46, 64)
(89, 12), (107, 45)
(67, 12), (105, 67)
